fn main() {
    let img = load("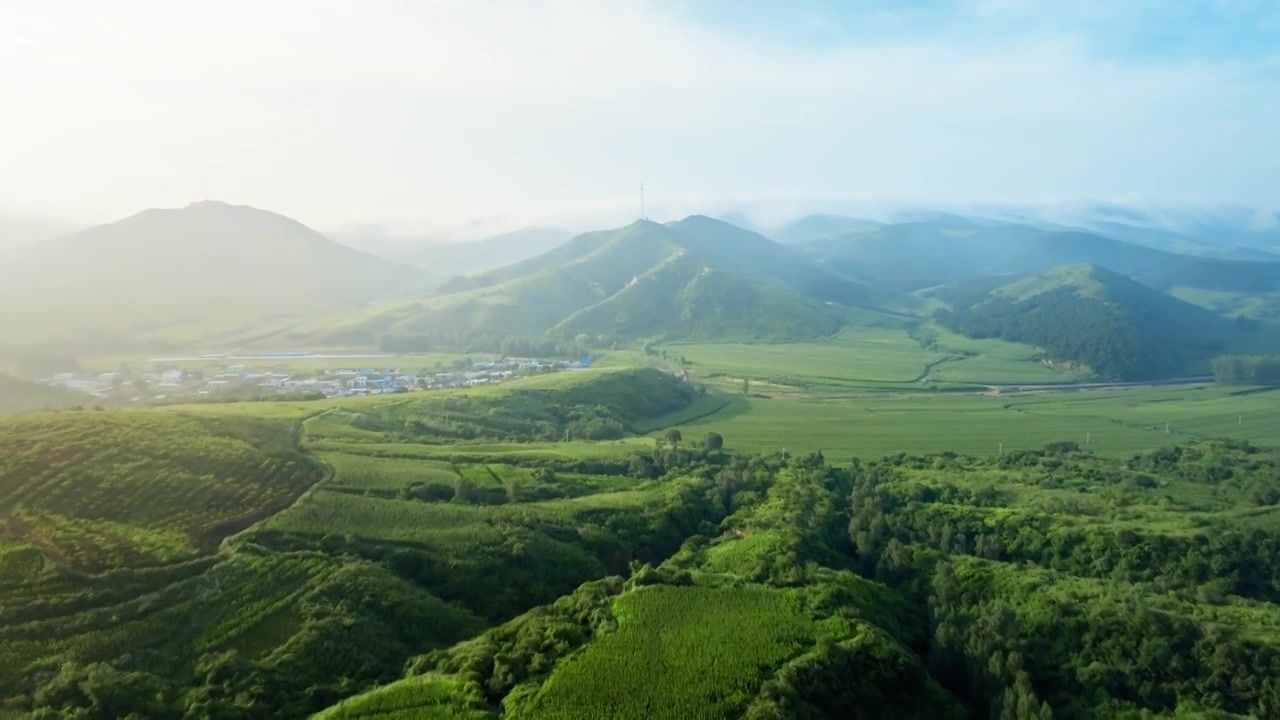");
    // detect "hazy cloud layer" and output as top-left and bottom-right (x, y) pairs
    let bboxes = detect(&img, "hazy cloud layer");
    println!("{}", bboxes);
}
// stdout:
(2, 1), (1277, 231)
